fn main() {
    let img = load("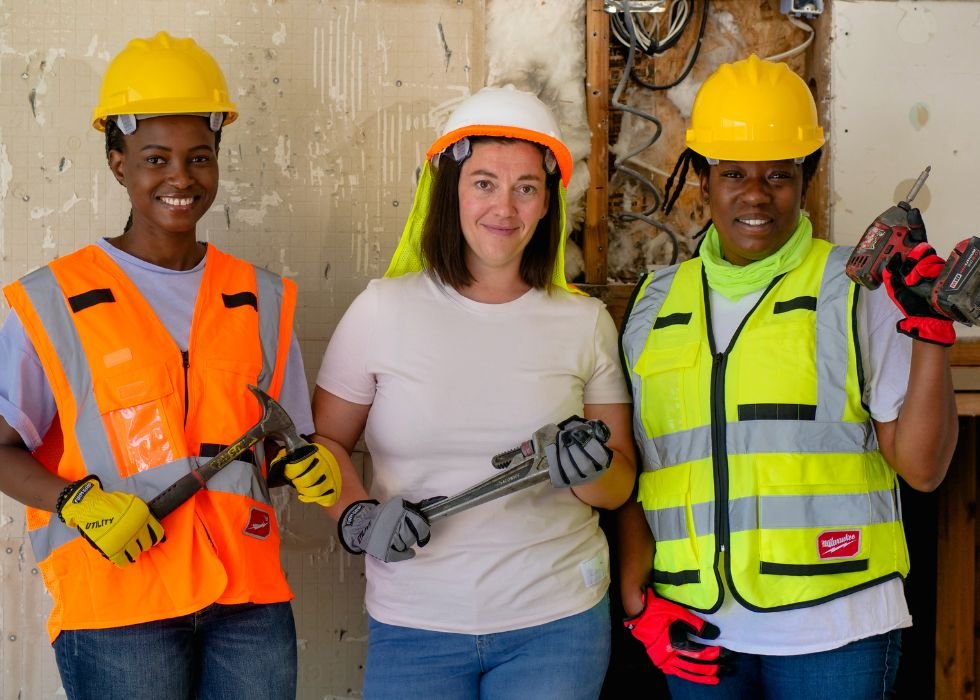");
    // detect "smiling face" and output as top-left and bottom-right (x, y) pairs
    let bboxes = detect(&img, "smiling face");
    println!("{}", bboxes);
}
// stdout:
(108, 115), (219, 240)
(457, 139), (550, 283)
(699, 159), (806, 266)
